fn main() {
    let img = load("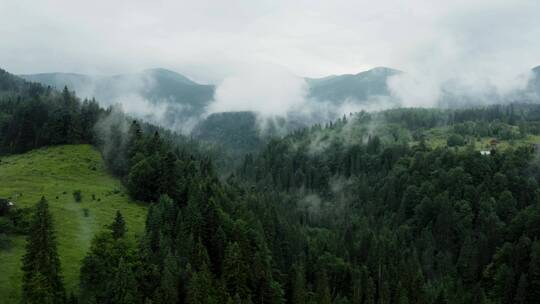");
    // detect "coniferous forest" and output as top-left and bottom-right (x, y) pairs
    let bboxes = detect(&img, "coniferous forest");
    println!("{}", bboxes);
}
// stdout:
(2, 61), (540, 304)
